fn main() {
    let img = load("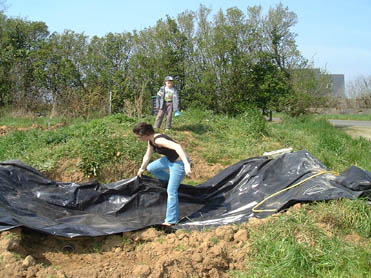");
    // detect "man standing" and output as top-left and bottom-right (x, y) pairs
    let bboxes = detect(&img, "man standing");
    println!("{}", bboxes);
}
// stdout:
(154, 76), (180, 130)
